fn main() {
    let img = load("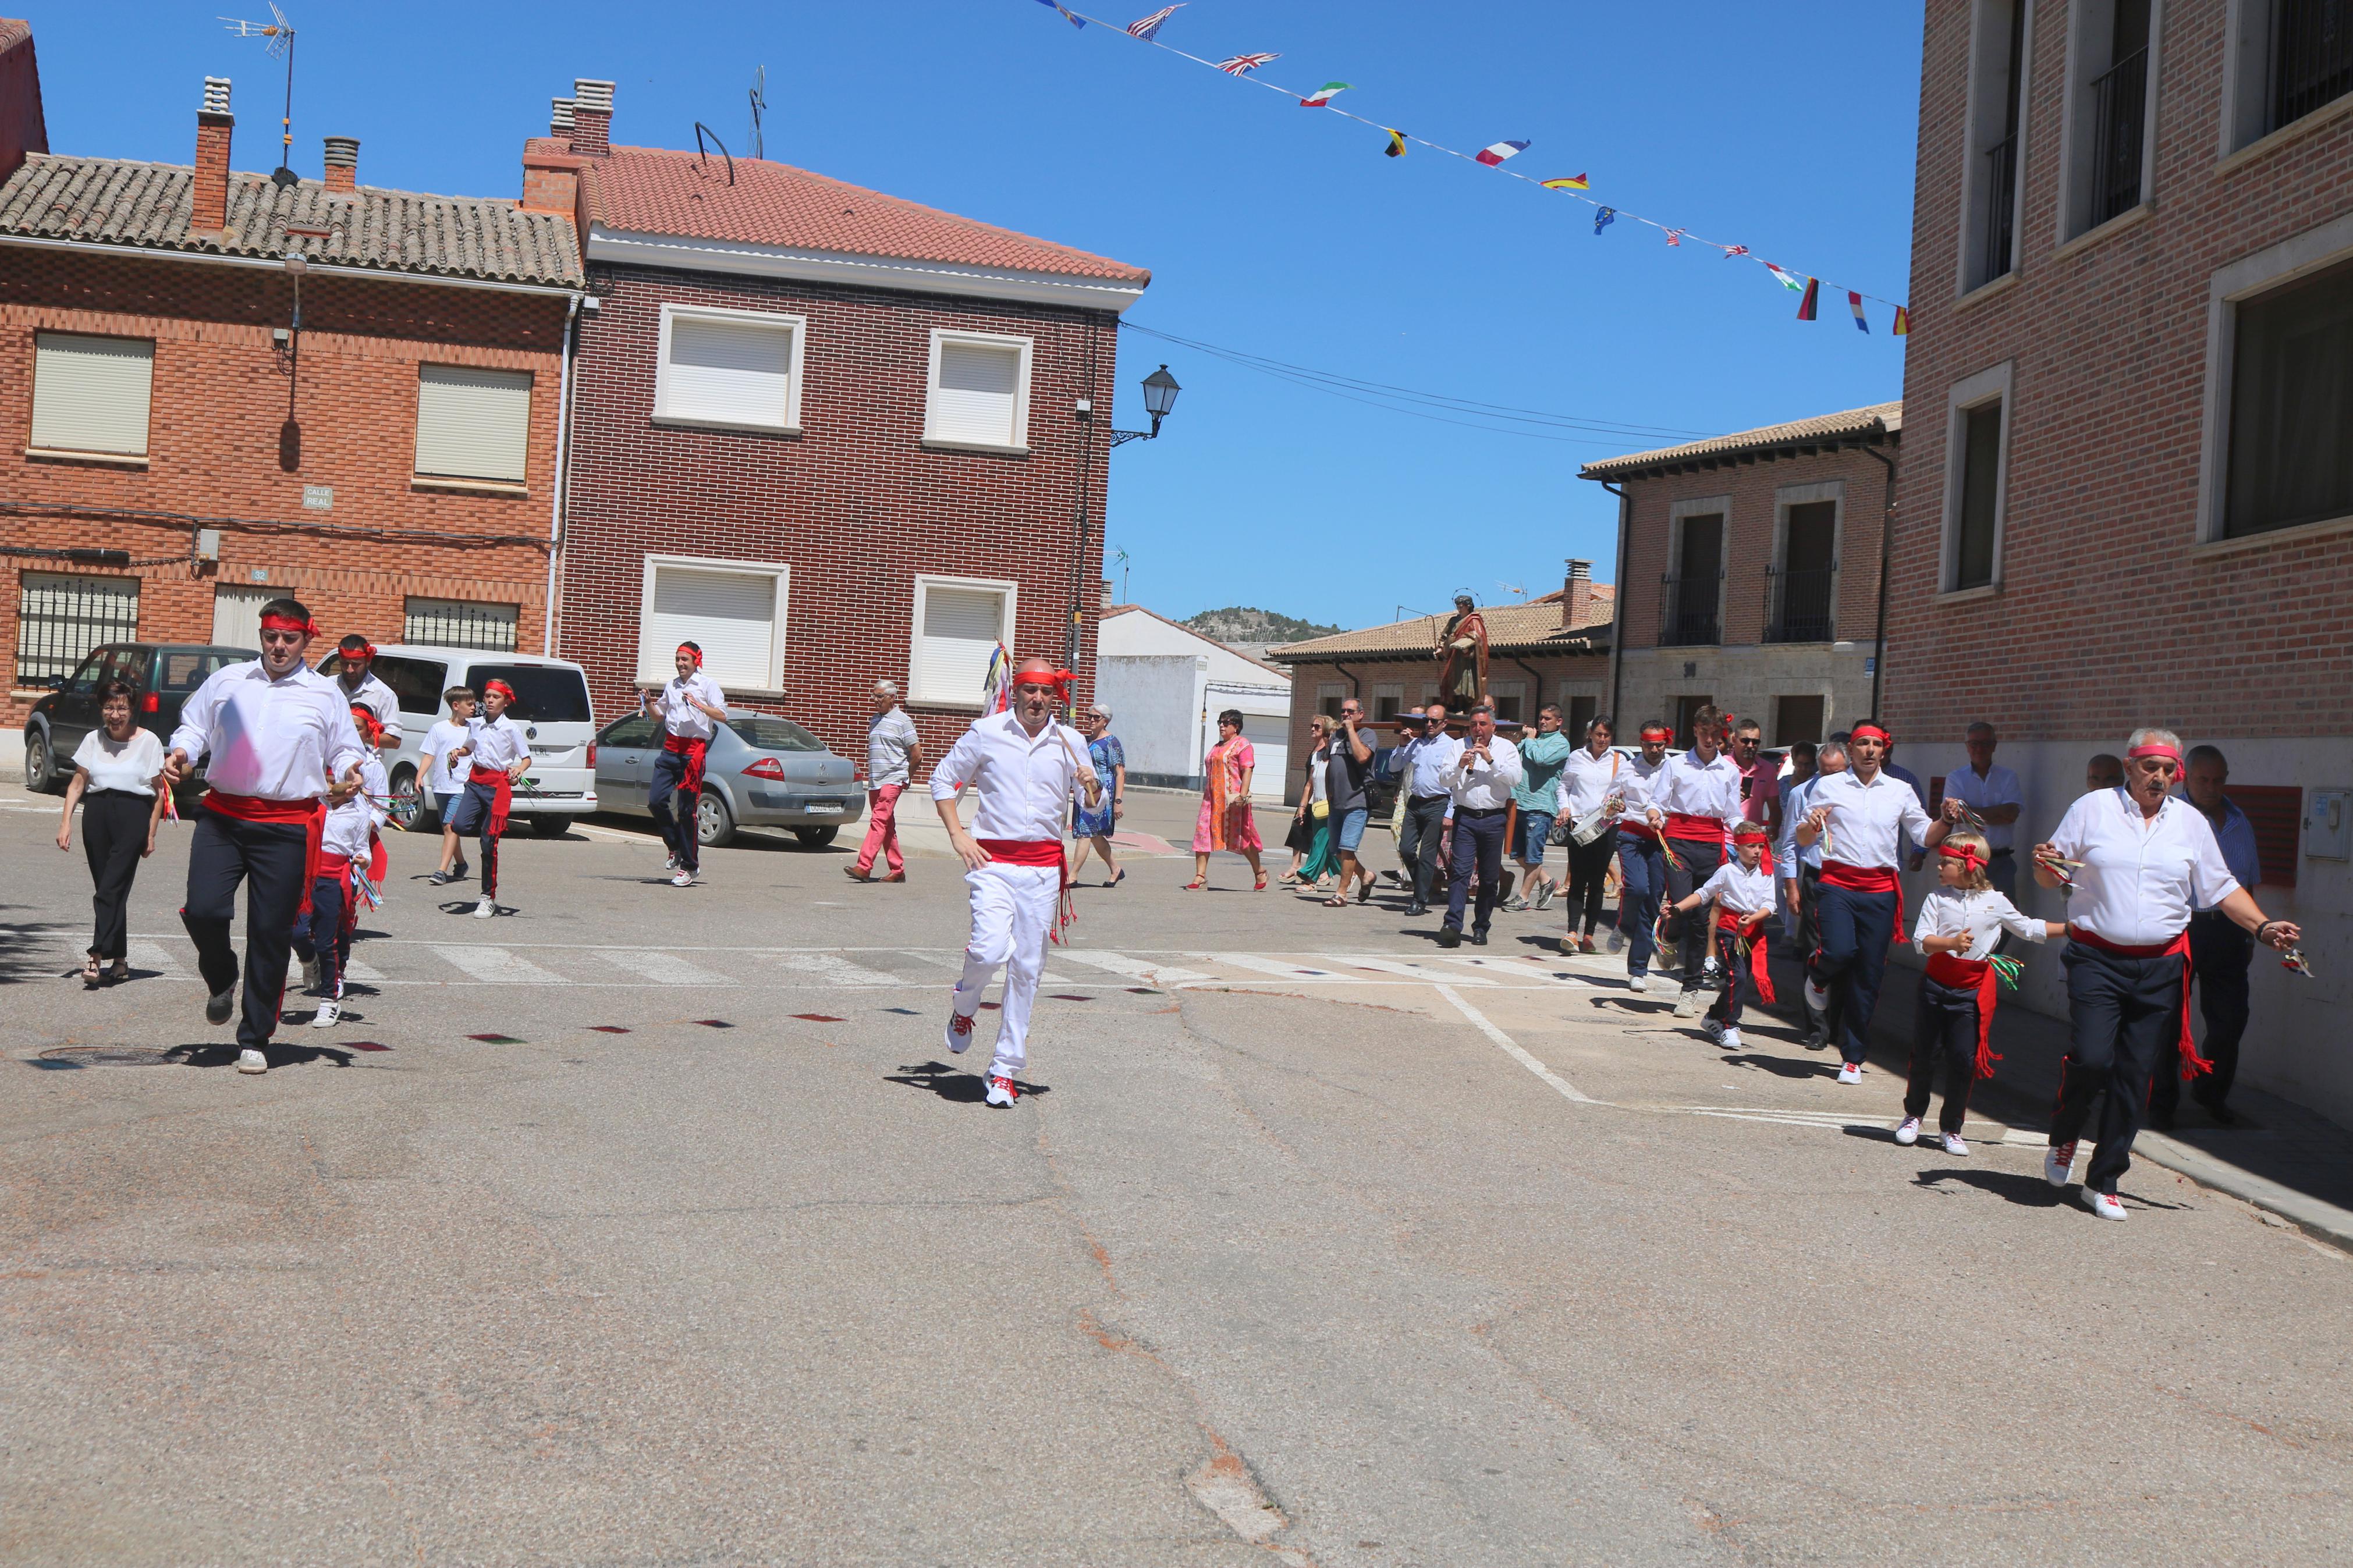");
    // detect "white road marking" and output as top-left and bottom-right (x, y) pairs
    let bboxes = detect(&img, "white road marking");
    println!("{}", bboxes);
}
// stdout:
(596, 950), (735, 987)
(1057, 949), (1212, 986)
(343, 957), (387, 983)
(768, 953), (912, 989)
(1341, 954), (1498, 986)
(1191, 952), (1350, 982)
(430, 945), (566, 984)
(1433, 984), (1604, 1106)
(125, 940), (183, 978)
(1436, 954), (1593, 987)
